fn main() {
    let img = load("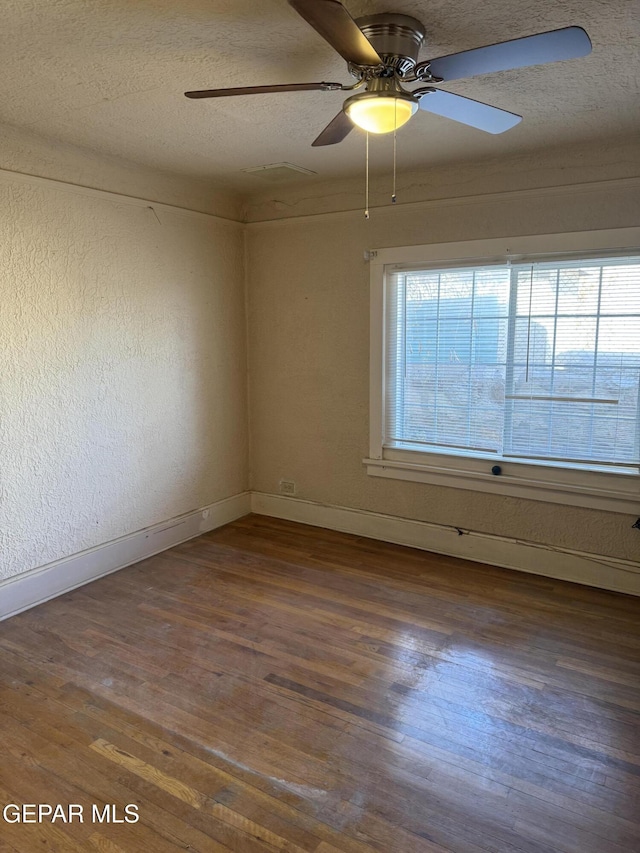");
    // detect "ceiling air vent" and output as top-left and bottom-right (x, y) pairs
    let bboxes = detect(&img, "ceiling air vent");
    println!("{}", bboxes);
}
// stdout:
(241, 162), (317, 183)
